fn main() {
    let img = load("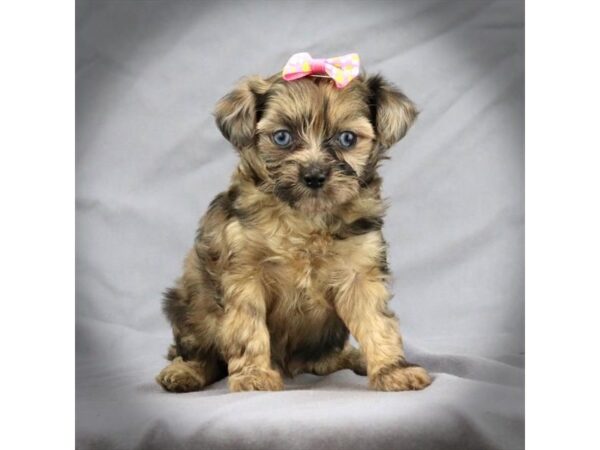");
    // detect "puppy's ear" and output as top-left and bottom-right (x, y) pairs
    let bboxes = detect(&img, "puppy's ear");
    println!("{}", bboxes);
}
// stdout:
(366, 74), (418, 150)
(214, 76), (270, 150)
